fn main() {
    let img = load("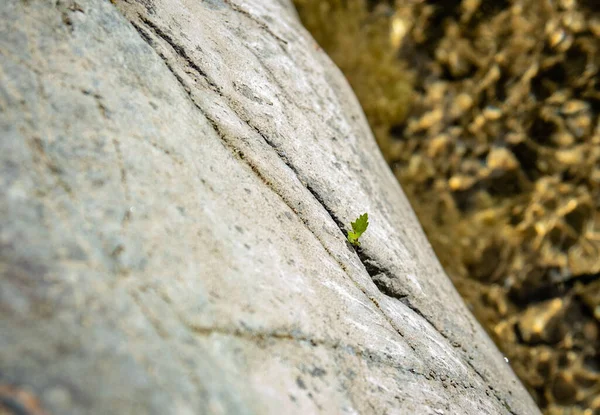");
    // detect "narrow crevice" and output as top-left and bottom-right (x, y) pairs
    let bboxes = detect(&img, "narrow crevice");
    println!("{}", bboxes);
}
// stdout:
(187, 322), (316, 344)
(304, 183), (346, 231)
(372, 275), (409, 300)
(356, 250), (410, 301)
(222, 0), (289, 48)
(111, 137), (132, 230)
(241, 39), (318, 114)
(399, 296), (429, 322)
(399, 295), (463, 349)
(26, 136), (73, 196)
(129, 289), (207, 394)
(130, 290), (169, 339)
(397, 292), (478, 353)
(131, 19), (154, 45)
(131, 21), (191, 93)
(182, 322), (468, 388)
(467, 359), (519, 415)
(138, 16), (221, 93)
